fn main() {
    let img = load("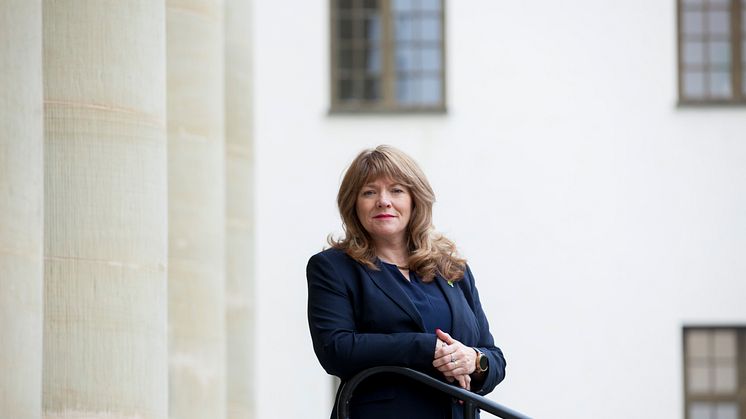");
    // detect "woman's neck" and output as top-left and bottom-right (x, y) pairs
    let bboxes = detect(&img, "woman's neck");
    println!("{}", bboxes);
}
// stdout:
(374, 240), (409, 267)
